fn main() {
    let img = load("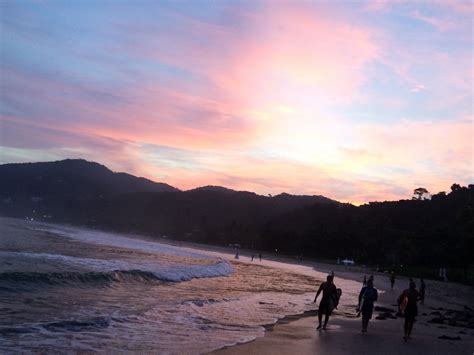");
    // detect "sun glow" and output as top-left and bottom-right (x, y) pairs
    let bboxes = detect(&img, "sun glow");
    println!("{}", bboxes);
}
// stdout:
(2, 1), (472, 203)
